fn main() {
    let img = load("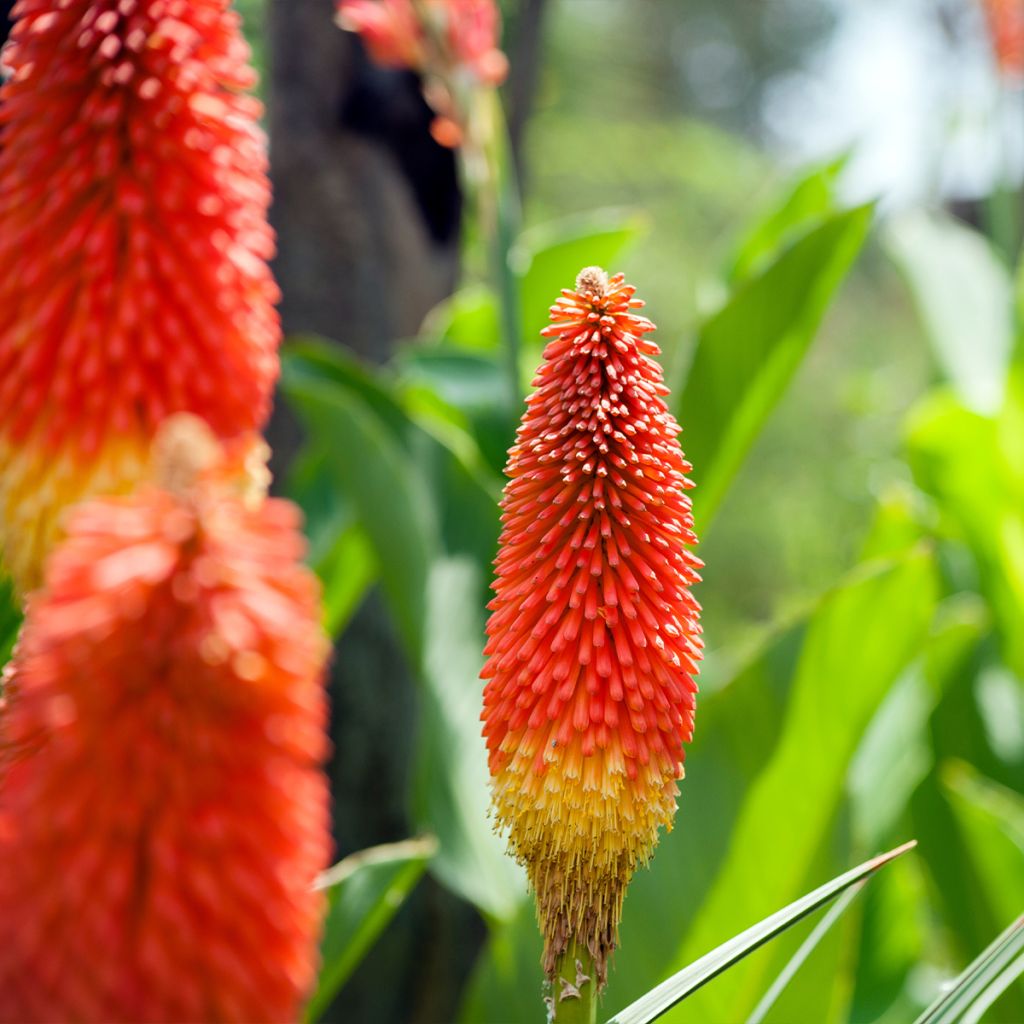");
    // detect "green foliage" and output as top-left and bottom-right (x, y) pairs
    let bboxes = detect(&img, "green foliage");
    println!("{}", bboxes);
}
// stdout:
(679, 203), (873, 527)
(913, 916), (1024, 1024)
(727, 155), (848, 283)
(0, 4), (1017, 1019)
(305, 838), (437, 1022)
(0, 577), (19, 666)
(284, 351), (438, 663)
(283, 339), (523, 921)
(279, 157), (1024, 1021)
(745, 883), (864, 1024)
(606, 844), (913, 1024)
(656, 549), (937, 1023)
(513, 208), (648, 361)
(942, 761), (1024, 925)
(887, 211), (1014, 414)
